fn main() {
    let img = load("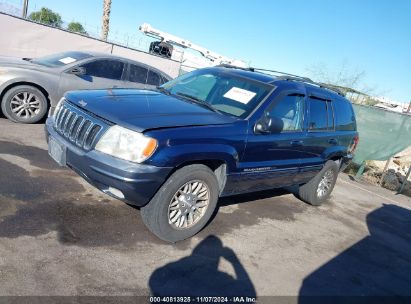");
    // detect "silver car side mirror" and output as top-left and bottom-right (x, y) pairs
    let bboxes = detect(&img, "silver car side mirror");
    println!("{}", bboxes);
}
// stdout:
(69, 67), (86, 76)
